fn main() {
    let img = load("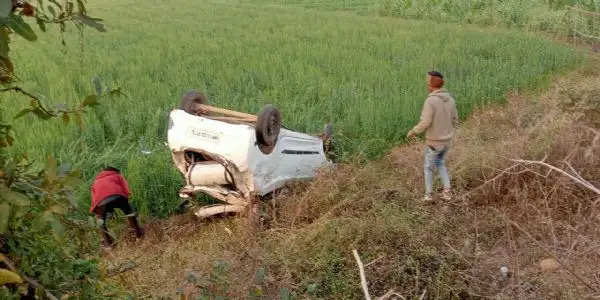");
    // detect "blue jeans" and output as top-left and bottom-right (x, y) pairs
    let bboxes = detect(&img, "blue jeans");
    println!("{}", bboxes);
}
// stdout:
(424, 145), (451, 195)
